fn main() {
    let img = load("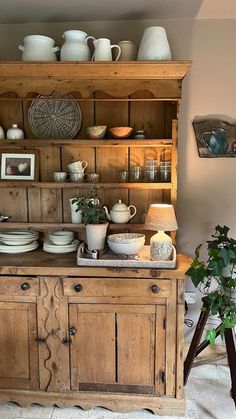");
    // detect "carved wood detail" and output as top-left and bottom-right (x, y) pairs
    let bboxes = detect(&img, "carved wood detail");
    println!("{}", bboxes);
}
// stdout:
(37, 276), (70, 392)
